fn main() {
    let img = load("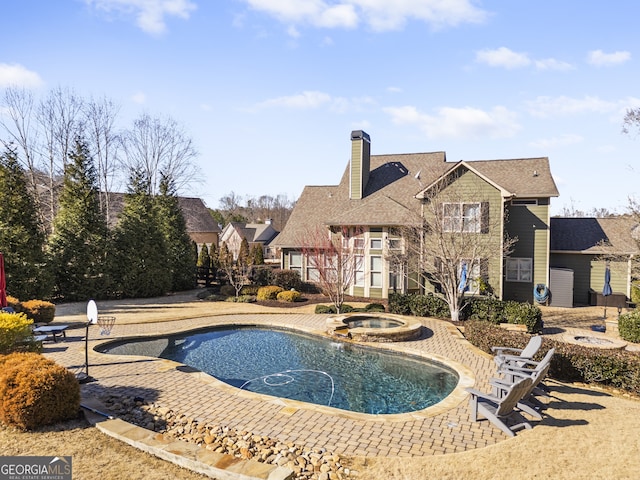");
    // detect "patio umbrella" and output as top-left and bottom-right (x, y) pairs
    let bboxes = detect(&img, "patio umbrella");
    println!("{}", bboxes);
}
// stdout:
(602, 262), (612, 318)
(458, 262), (468, 293)
(0, 253), (7, 309)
